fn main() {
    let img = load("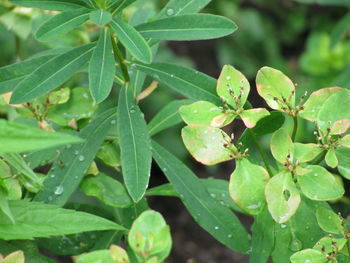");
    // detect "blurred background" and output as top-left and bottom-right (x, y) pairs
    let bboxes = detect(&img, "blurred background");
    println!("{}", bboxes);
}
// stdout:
(0, 0), (349, 262)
